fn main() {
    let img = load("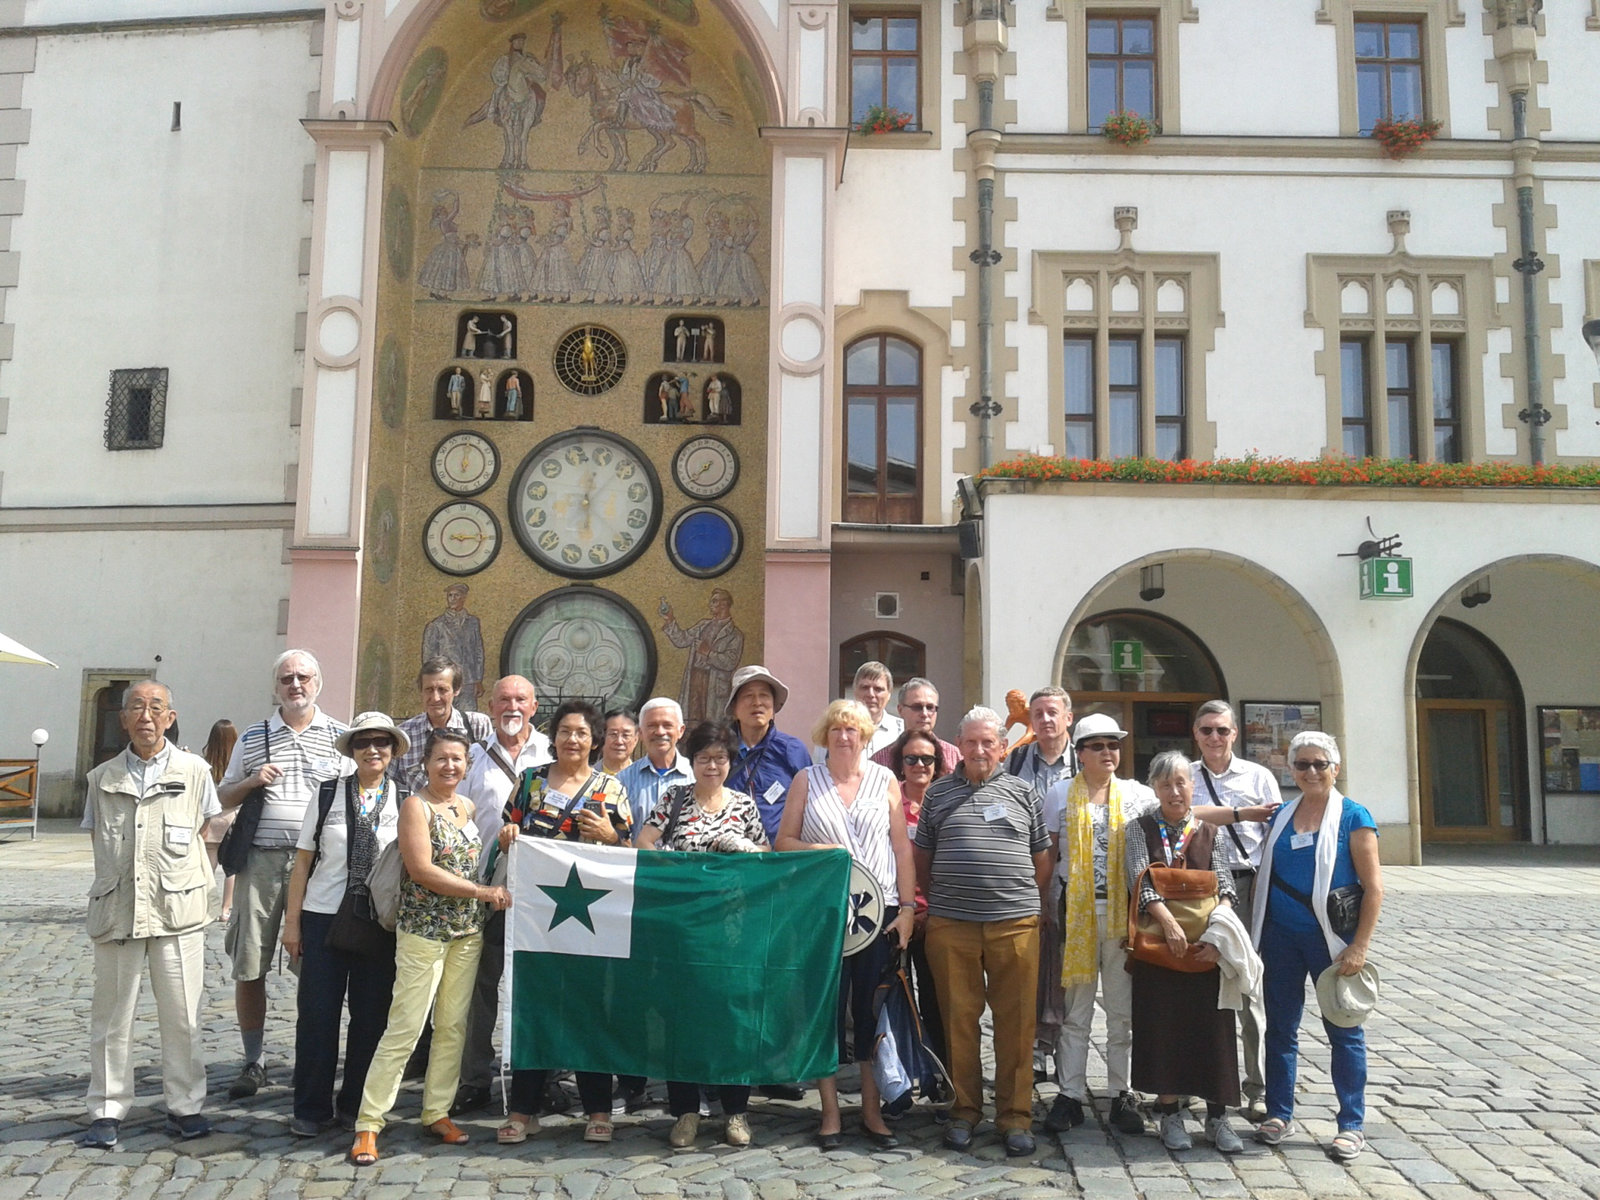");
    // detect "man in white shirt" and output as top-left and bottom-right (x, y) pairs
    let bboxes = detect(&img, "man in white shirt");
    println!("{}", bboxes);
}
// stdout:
(452, 674), (552, 1113)
(1189, 699), (1283, 1123)
(815, 661), (904, 762)
(217, 650), (347, 1102)
(616, 697), (693, 840)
